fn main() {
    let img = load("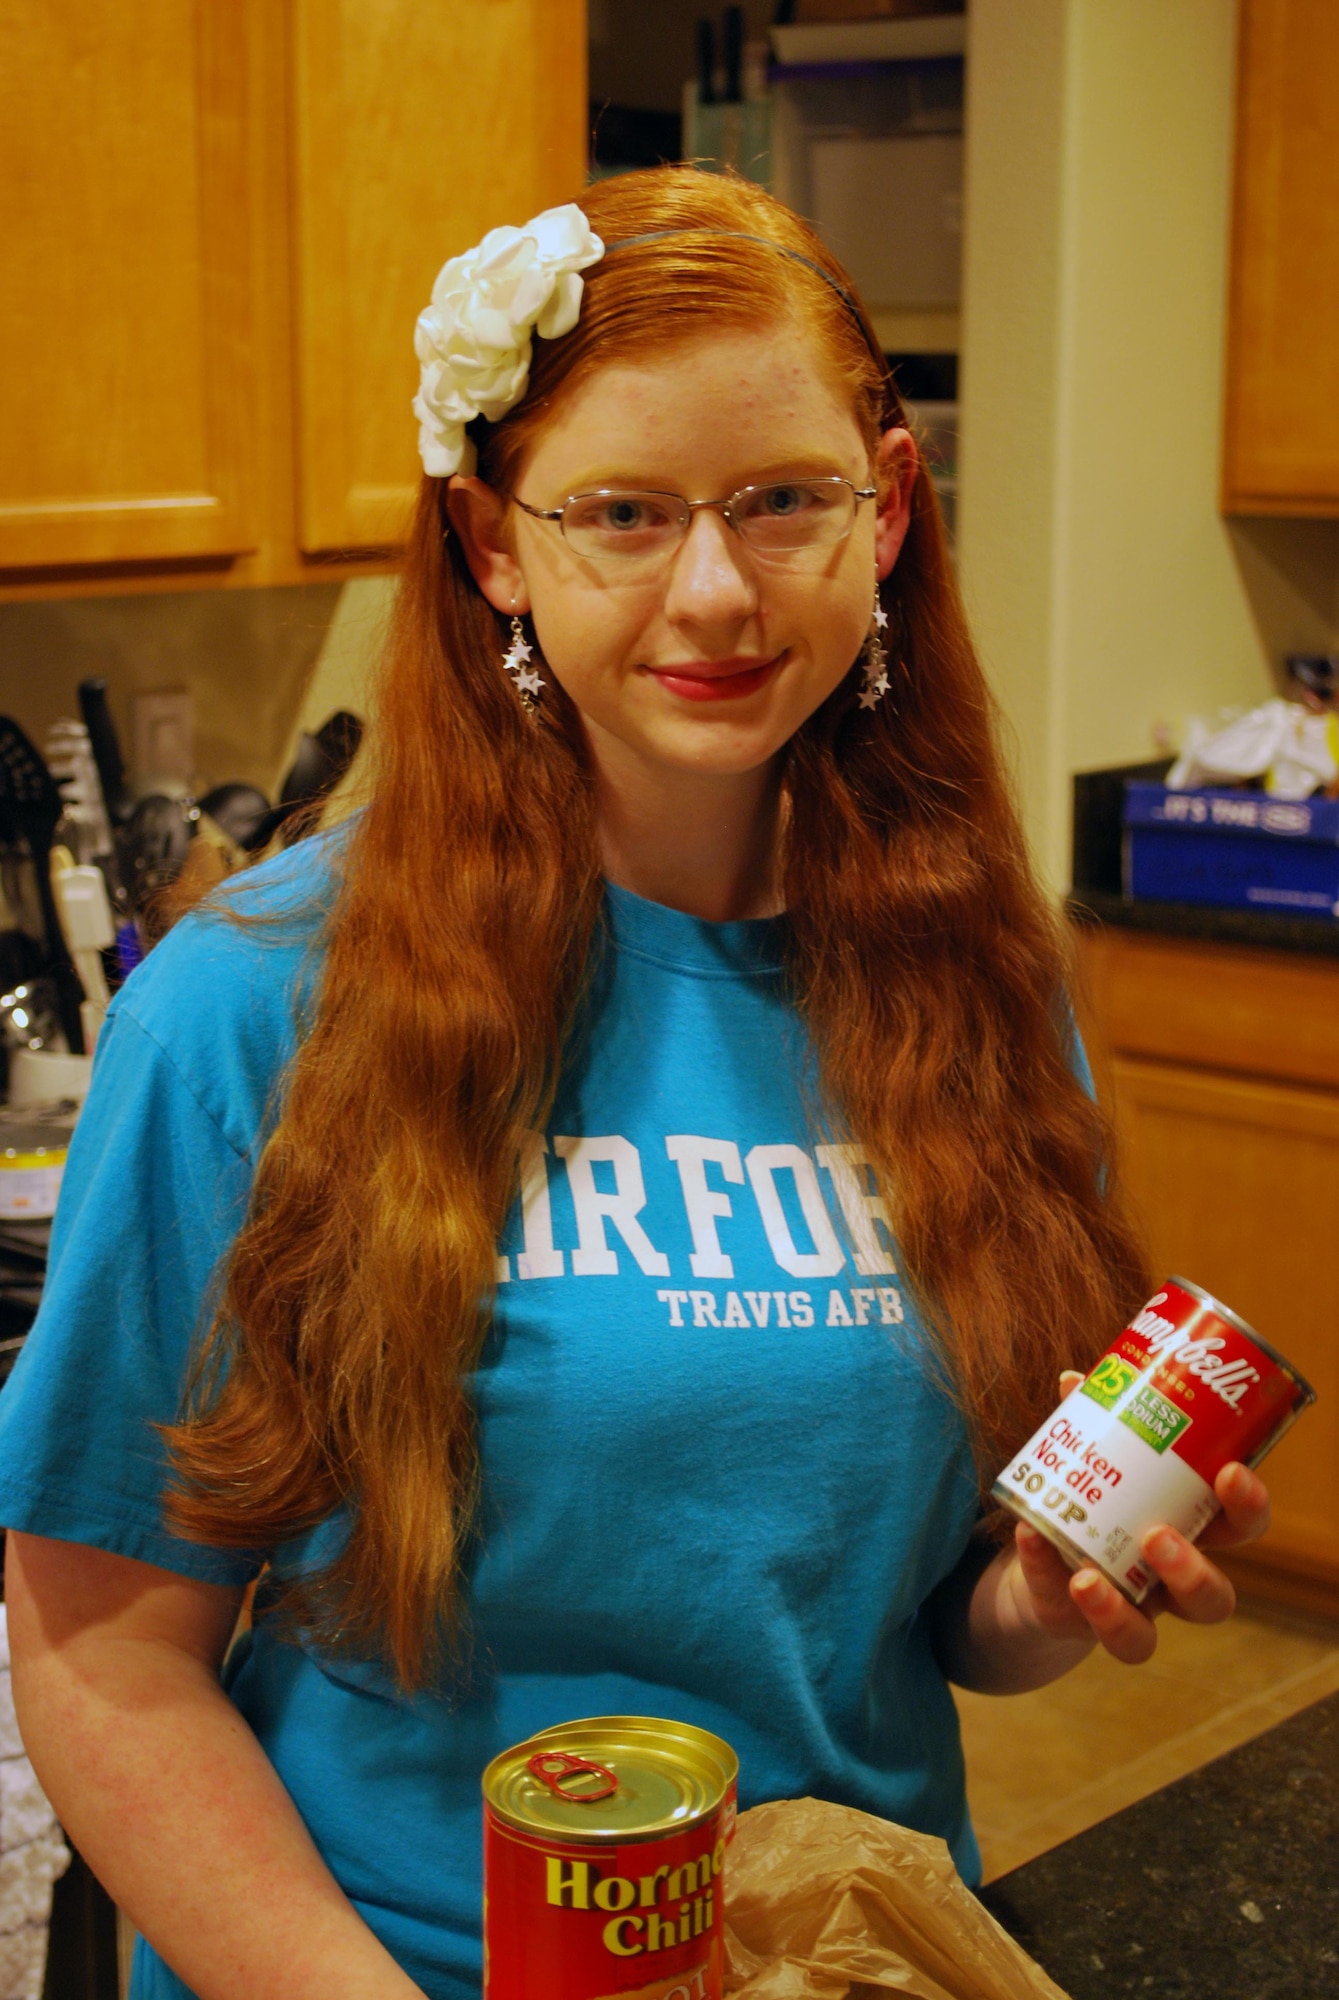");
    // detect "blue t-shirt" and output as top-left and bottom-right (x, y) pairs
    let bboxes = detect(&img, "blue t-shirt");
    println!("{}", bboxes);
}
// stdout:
(0, 840), (984, 1999)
